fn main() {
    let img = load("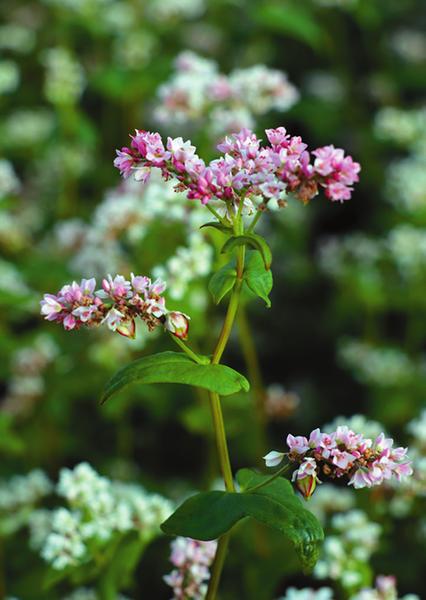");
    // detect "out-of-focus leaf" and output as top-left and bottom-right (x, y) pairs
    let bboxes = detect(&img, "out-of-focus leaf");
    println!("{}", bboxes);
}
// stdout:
(253, 1), (324, 49)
